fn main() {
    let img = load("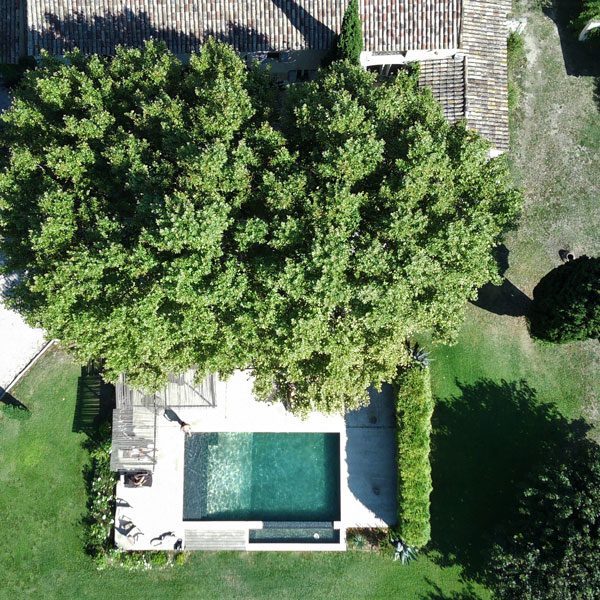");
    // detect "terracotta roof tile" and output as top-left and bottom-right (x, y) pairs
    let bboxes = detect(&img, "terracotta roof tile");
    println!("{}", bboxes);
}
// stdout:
(417, 54), (466, 123)
(19, 0), (460, 57)
(462, 0), (511, 150)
